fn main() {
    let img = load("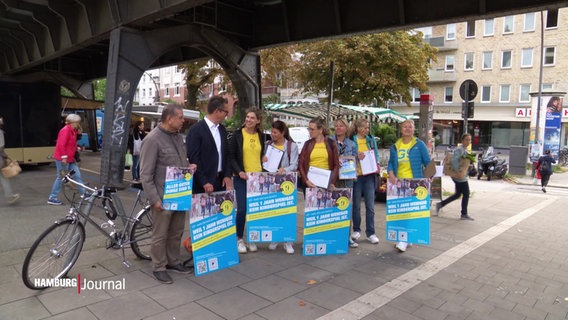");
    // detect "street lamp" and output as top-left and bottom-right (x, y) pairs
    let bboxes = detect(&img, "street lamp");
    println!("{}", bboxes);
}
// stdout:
(144, 72), (160, 103)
